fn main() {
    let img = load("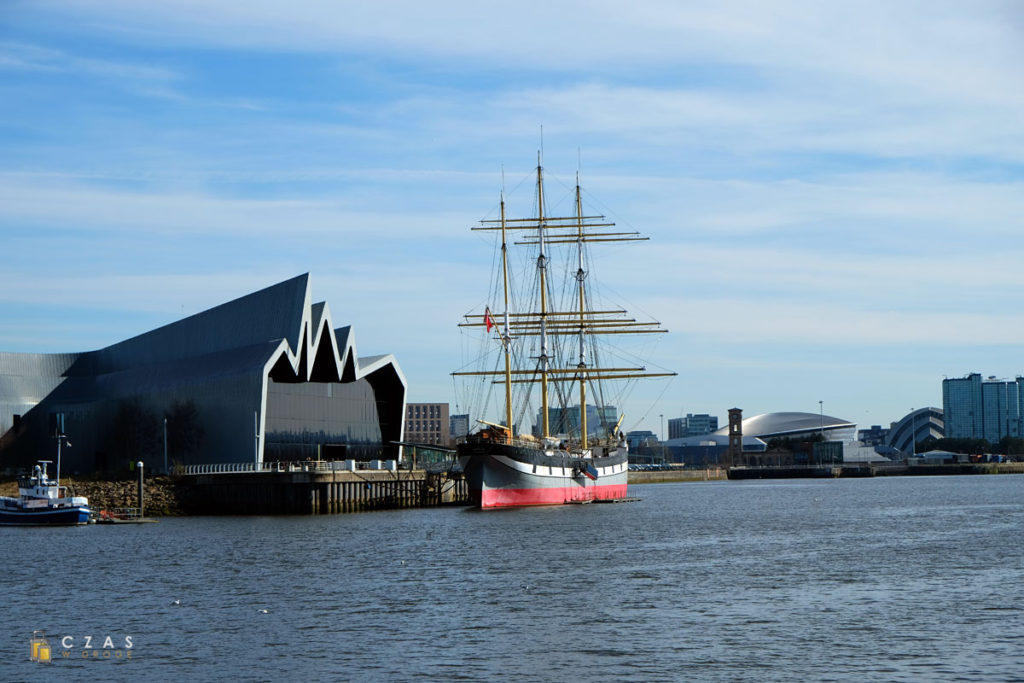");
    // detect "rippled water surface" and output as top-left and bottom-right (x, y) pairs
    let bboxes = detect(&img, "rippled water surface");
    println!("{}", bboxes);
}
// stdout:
(4, 475), (1023, 681)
